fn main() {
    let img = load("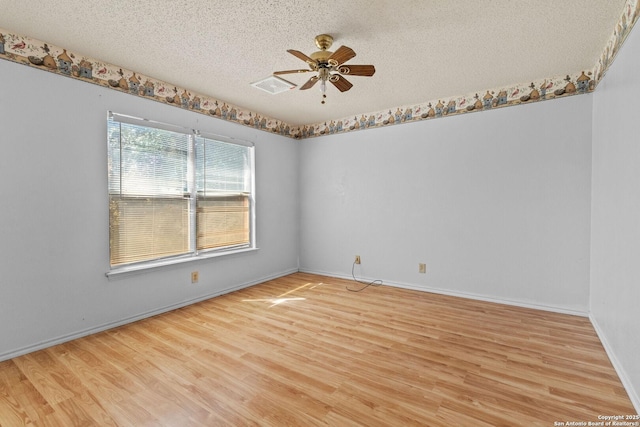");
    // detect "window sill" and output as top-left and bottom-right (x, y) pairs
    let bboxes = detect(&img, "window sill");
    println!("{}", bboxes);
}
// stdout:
(106, 247), (259, 279)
